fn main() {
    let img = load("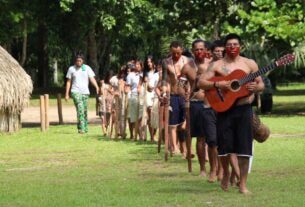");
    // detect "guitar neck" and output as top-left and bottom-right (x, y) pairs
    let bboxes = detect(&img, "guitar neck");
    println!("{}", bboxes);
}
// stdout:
(239, 62), (277, 85)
